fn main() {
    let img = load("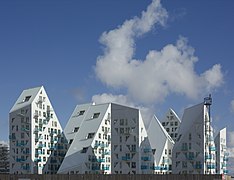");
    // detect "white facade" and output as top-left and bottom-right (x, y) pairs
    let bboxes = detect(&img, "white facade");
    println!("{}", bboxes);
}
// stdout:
(9, 86), (67, 174)
(111, 103), (151, 174)
(58, 103), (111, 174)
(161, 109), (181, 142)
(58, 103), (151, 174)
(172, 96), (216, 174)
(215, 128), (228, 174)
(147, 116), (174, 174)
